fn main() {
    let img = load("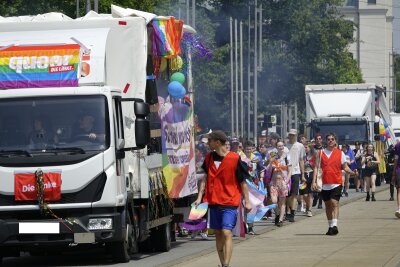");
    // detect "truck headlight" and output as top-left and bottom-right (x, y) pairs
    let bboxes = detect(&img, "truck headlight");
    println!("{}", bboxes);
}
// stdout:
(88, 218), (113, 230)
